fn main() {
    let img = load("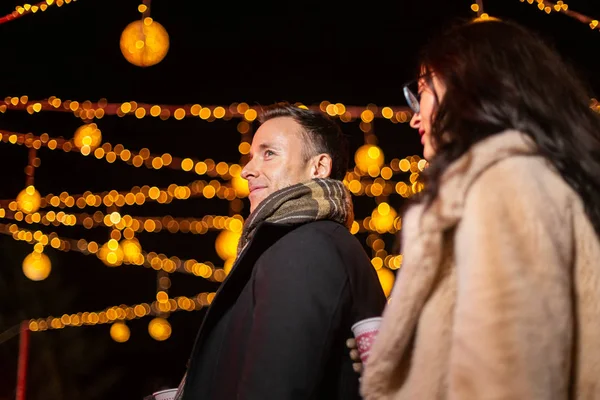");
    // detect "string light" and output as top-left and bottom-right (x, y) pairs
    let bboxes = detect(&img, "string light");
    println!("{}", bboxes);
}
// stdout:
(0, 100), (427, 331)
(1, 96), (413, 122)
(0, 204), (246, 237)
(1, 157), (417, 334)
(0, 0), (78, 25)
(0, 164), (419, 236)
(3, 198), (404, 238)
(1, 200), (405, 238)
(0, 152), (423, 216)
(0, 156), (426, 290)
(519, 0), (600, 32)
(19, 246), (397, 337)
(0, 120), (425, 308)
(3, 176), (416, 238)
(0, 130), (235, 179)
(0, 0), (437, 333)
(0, 222), (227, 280)
(4, 95), (598, 119)
(26, 290), (216, 332)
(8, 1), (597, 337)
(27, 180), (242, 210)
